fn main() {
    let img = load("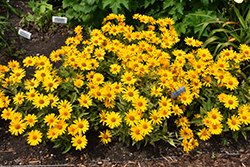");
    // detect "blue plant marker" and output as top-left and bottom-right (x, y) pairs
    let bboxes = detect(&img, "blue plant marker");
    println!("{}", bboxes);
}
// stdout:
(171, 86), (186, 99)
